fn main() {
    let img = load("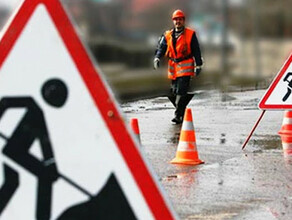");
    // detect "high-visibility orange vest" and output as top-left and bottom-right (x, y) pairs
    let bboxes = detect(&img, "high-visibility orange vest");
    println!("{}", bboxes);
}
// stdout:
(165, 27), (195, 80)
